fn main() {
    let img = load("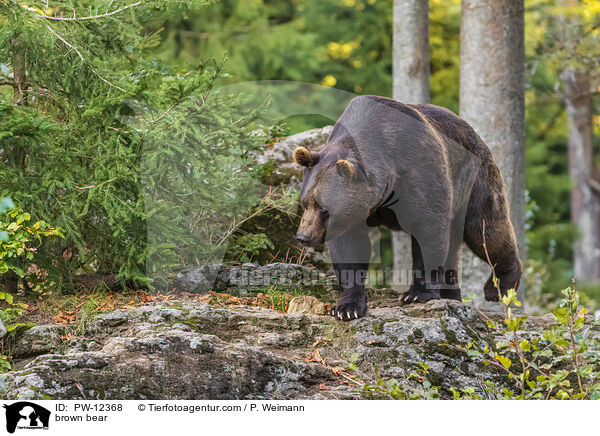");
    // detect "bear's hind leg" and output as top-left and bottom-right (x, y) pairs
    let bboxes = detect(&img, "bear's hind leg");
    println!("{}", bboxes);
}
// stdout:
(399, 233), (449, 305)
(399, 236), (439, 304)
(464, 205), (522, 301)
(439, 218), (463, 301)
(483, 259), (521, 301)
